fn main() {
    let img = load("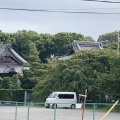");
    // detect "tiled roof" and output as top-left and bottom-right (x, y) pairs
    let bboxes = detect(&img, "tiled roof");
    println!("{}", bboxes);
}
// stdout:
(72, 40), (103, 52)
(56, 40), (103, 60)
(0, 44), (27, 64)
(0, 44), (29, 74)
